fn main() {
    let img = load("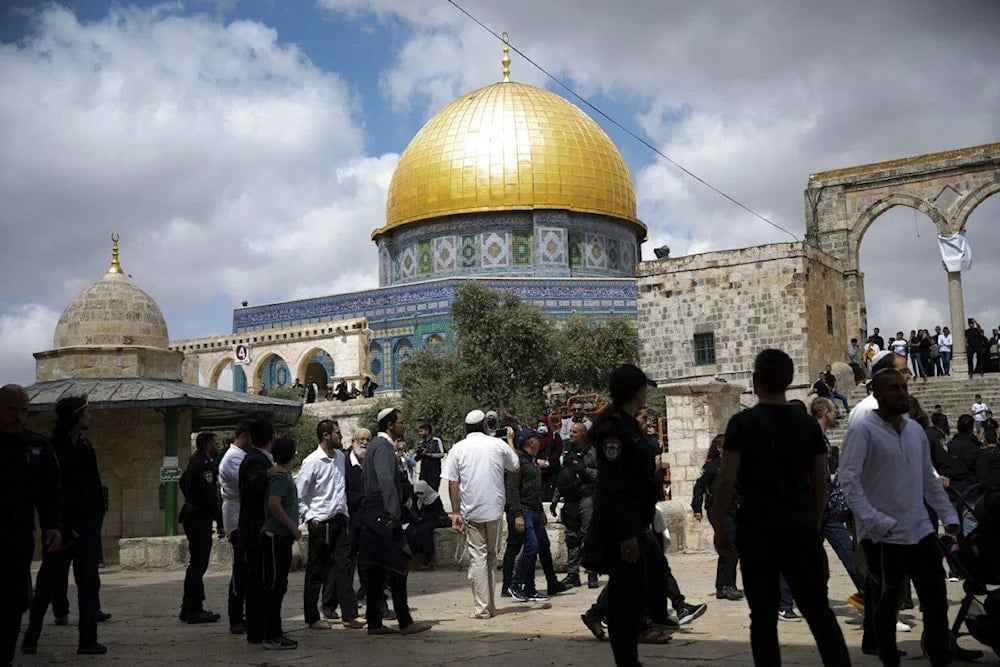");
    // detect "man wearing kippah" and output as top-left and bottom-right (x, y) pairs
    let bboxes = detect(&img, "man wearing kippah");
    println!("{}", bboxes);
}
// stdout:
(358, 408), (431, 636)
(443, 410), (519, 619)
